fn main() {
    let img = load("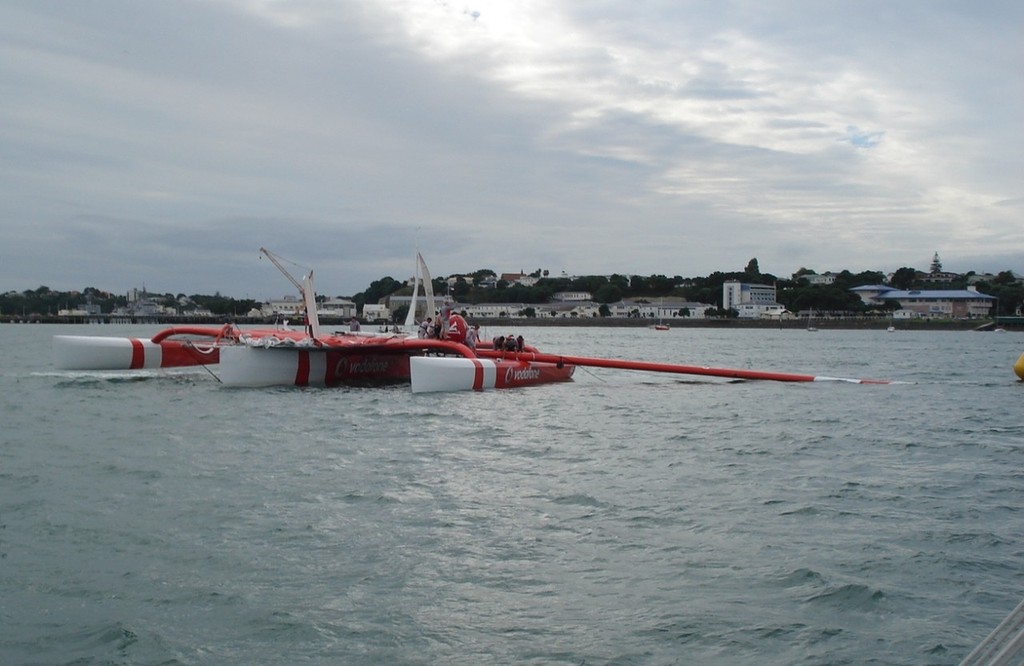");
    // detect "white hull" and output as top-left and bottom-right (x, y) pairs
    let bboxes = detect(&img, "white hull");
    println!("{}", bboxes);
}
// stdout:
(219, 346), (310, 387)
(53, 335), (163, 370)
(410, 356), (576, 393)
(410, 356), (497, 393)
